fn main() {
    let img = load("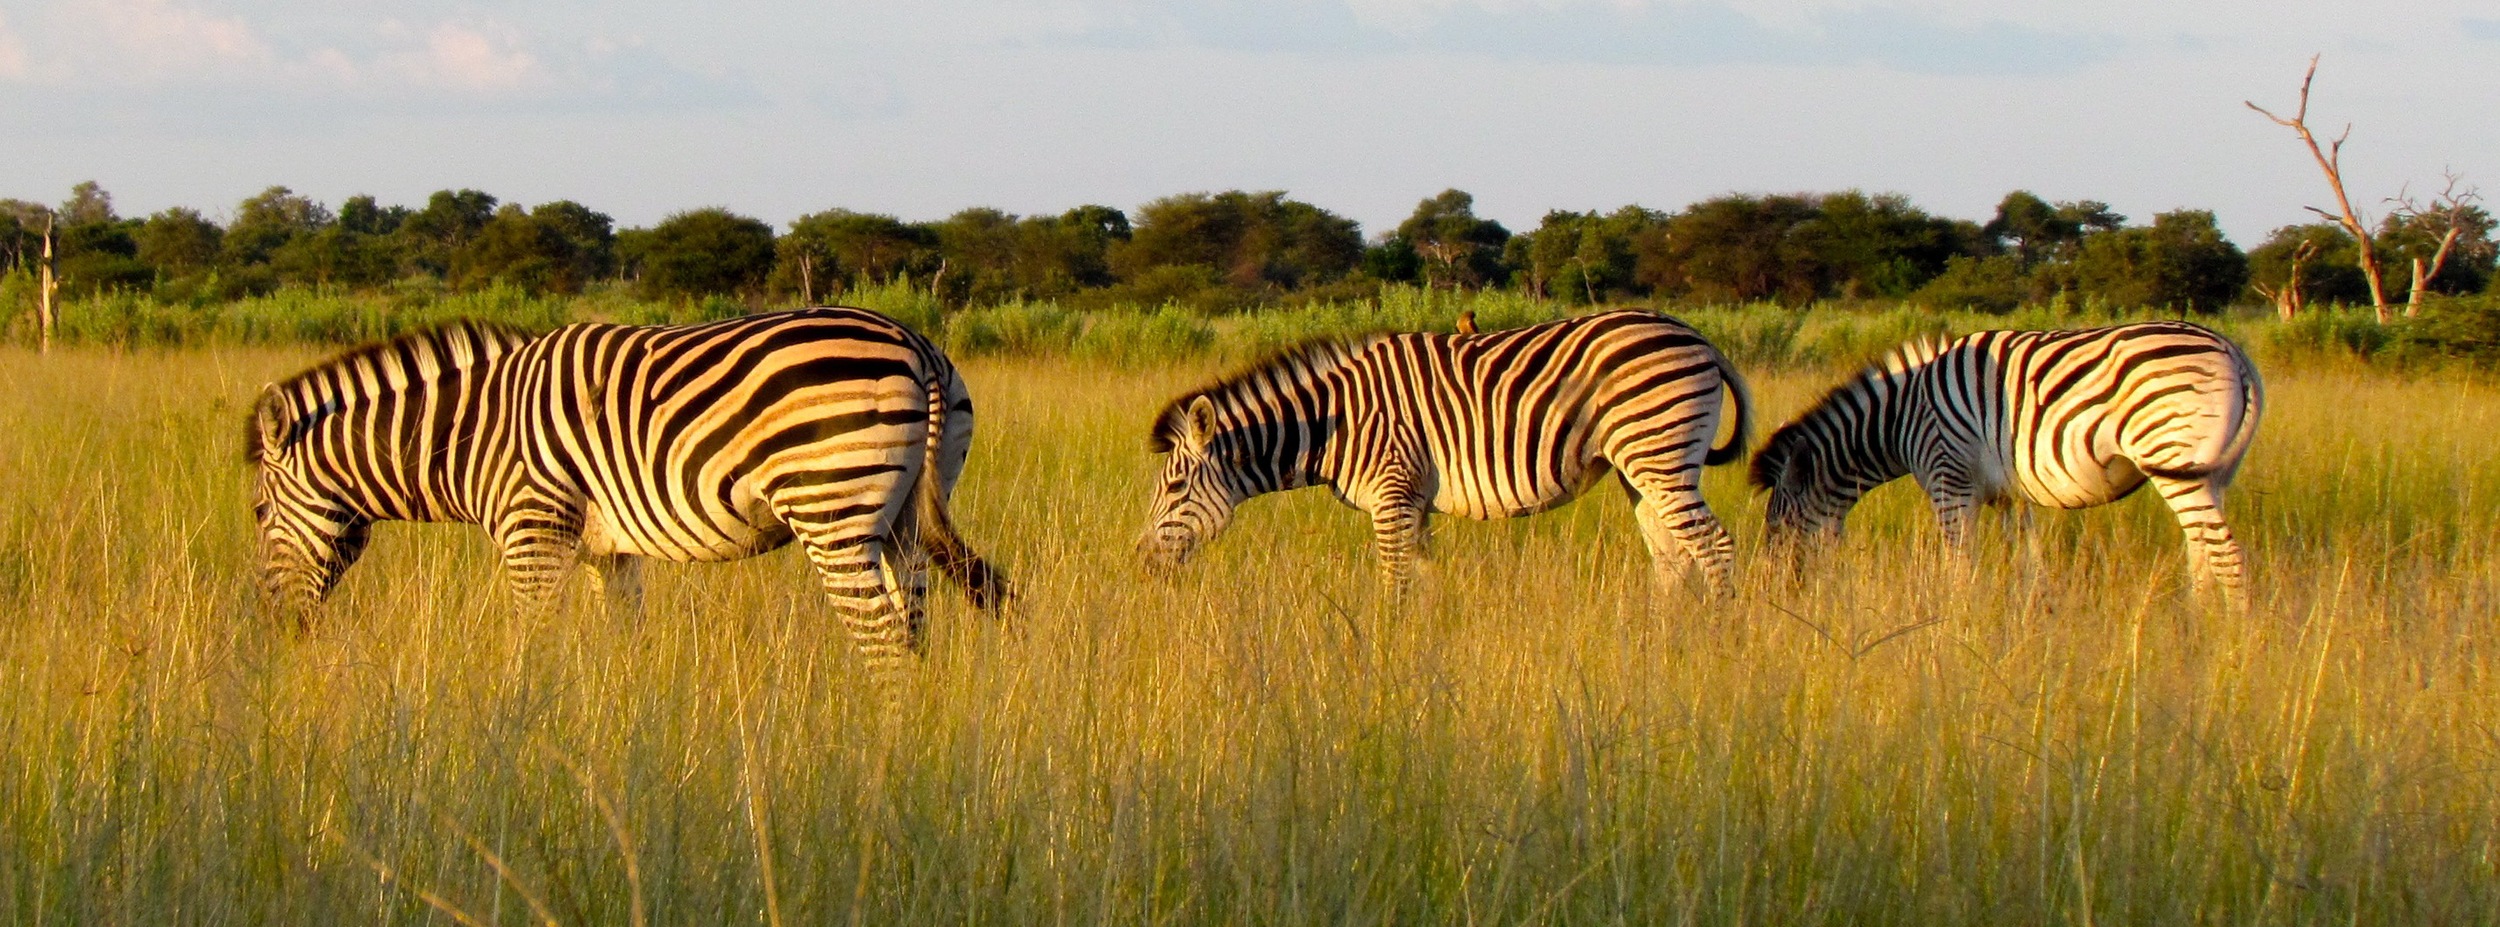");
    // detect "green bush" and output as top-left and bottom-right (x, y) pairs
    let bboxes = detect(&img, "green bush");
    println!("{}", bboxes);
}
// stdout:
(2264, 306), (2395, 365)
(946, 301), (1081, 357)
(1908, 254), (2030, 313)
(1072, 306), (1218, 366)
(841, 277), (947, 338)
(2396, 296), (2500, 367)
